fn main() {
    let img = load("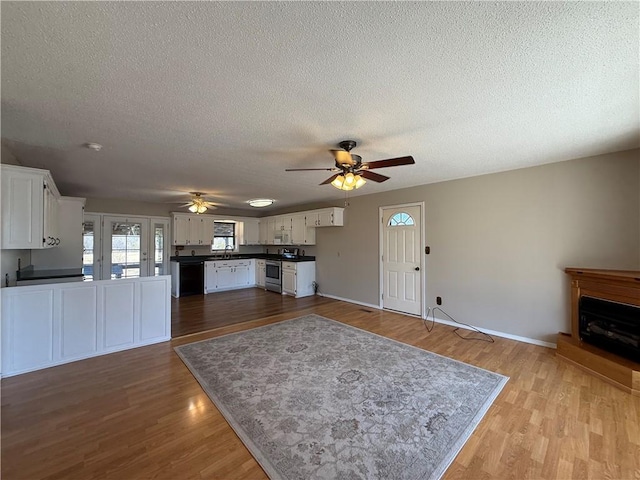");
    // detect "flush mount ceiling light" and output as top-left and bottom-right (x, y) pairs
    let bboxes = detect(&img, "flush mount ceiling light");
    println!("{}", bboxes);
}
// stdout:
(248, 199), (274, 208)
(84, 142), (103, 151)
